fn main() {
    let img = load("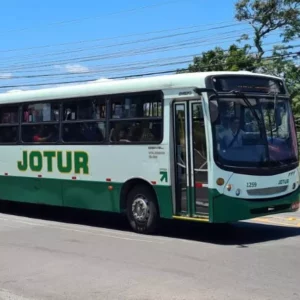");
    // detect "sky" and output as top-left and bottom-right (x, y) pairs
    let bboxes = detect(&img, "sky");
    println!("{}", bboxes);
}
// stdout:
(0, 0), (297, 93)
